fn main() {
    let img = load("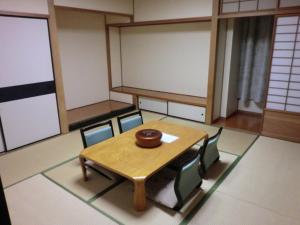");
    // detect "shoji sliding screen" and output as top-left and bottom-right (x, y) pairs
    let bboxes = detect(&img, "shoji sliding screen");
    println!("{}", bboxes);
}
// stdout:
(0, 16), (60, 151)
(266, 16), (300, 113)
